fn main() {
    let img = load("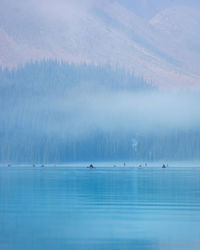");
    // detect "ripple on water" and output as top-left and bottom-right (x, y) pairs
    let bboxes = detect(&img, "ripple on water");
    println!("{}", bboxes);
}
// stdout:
(0, 166), (200, 250)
